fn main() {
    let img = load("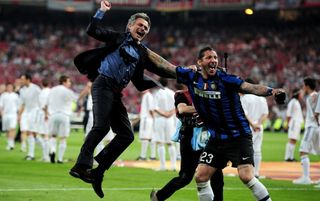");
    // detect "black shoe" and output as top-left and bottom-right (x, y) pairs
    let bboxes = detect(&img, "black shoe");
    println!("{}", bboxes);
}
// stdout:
(136, 156), (146, 161)
(91, 169), (104, 198)
(69, 165), (94, 183)
(149, 157), (156, 161)
(57, 160), (63, 164)
(49, 152), (55, 163)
